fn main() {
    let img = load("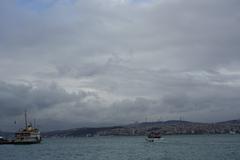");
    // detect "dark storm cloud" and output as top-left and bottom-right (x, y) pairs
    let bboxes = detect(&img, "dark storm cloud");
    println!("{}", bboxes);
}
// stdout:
(0, 81), (101, 130)
(0, 0), (240, 130)
(1, 76), (240, 131)
(0, 81), (88, 117)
